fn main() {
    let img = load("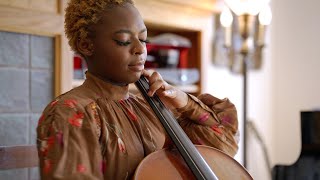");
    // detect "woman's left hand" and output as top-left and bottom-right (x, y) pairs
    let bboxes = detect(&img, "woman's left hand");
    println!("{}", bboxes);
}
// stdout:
(142, 70), (188, 110)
